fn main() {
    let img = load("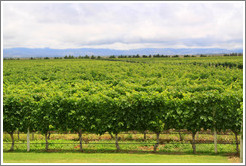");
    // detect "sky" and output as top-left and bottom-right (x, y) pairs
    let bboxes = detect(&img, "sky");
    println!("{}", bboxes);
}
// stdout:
(2, 2), (245, 50)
